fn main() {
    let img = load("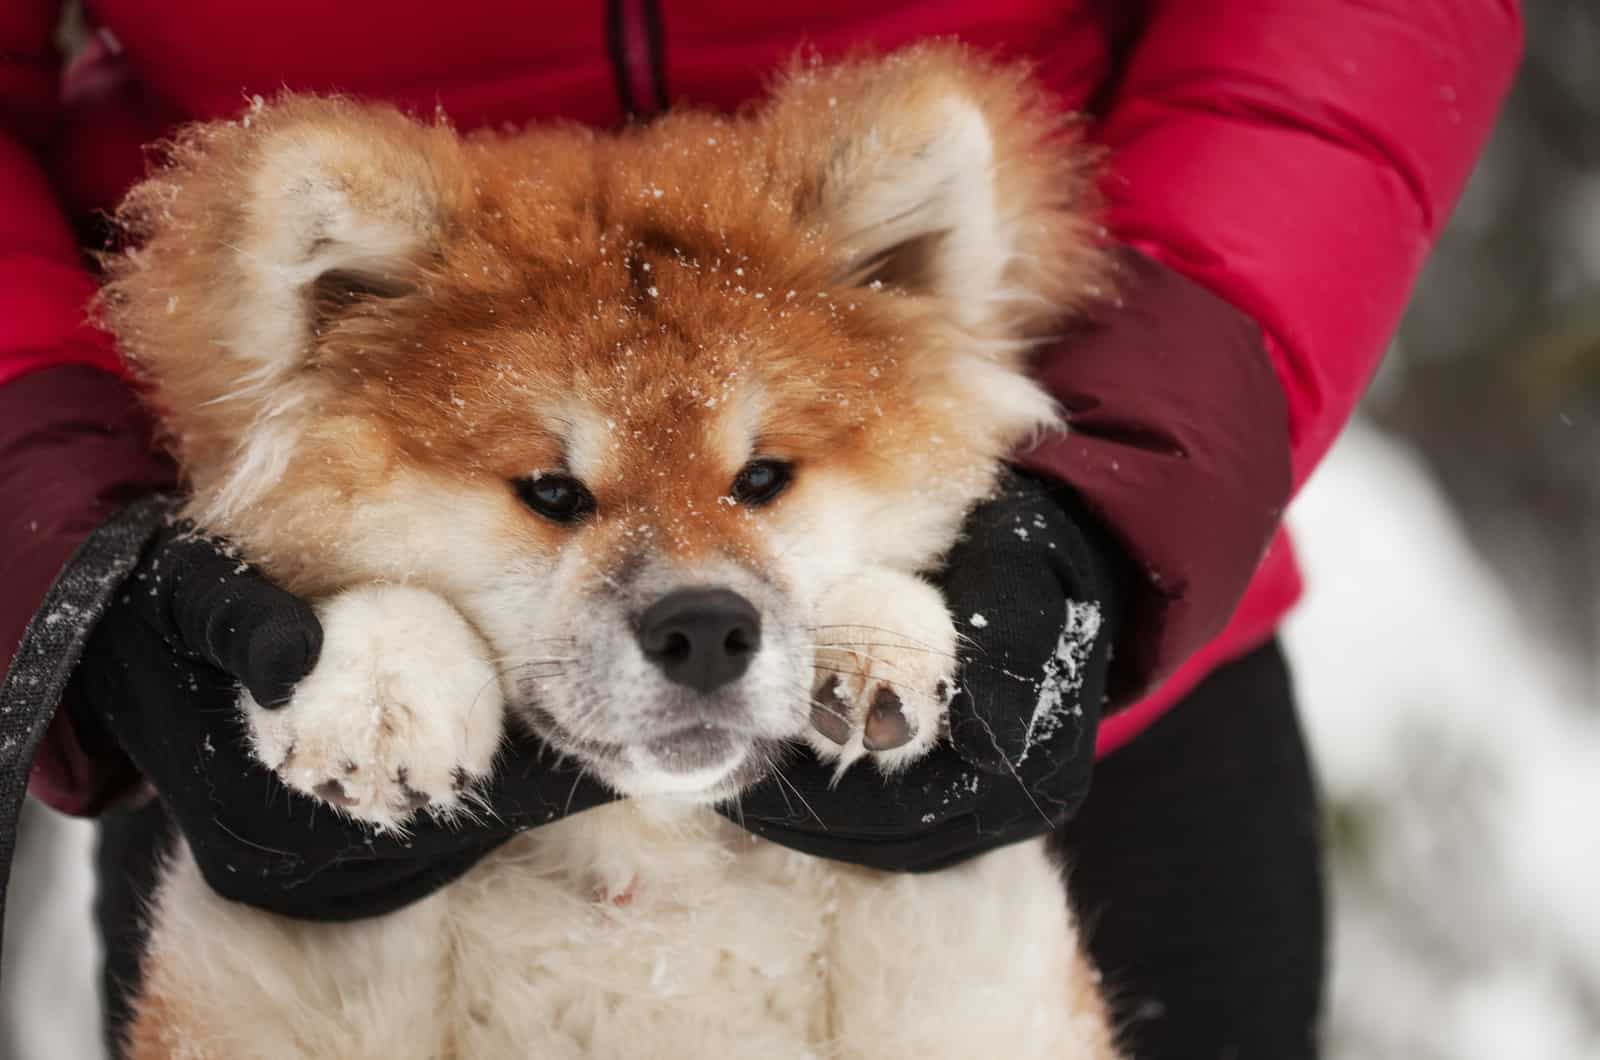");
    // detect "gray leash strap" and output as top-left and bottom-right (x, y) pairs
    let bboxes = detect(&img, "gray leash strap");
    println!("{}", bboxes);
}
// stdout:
(0, 495), (175, 988)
